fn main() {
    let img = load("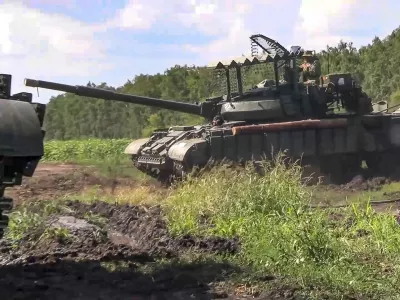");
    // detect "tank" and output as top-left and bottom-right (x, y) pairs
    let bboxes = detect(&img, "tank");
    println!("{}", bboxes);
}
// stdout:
(23, 34), (400, 184)
(0, 74), (46, 238)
